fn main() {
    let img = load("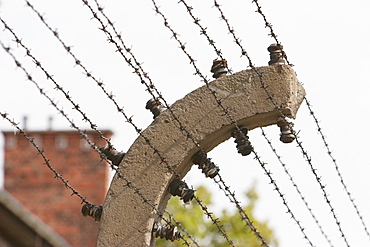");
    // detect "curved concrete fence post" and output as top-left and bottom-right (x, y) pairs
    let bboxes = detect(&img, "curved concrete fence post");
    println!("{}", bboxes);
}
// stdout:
(97, 65), (305, 246)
